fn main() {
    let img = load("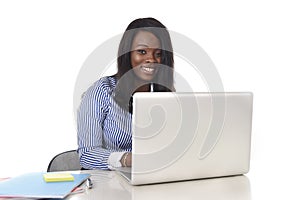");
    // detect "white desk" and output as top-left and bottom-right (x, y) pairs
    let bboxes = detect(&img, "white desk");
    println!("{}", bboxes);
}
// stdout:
(66, 170), (251, 200)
